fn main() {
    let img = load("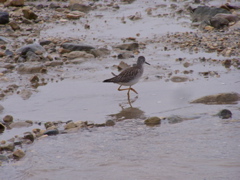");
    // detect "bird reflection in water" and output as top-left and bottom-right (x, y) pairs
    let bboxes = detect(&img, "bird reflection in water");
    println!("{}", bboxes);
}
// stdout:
(108, 103), (146, 122)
